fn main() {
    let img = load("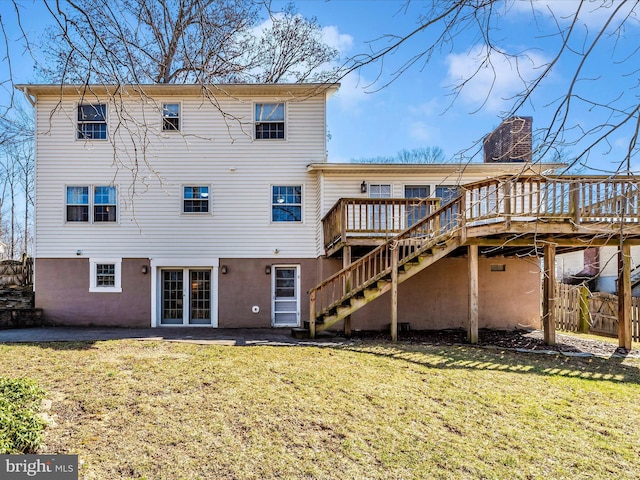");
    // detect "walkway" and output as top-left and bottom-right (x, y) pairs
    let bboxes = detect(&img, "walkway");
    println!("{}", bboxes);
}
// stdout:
(0, 327), (344, 346)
